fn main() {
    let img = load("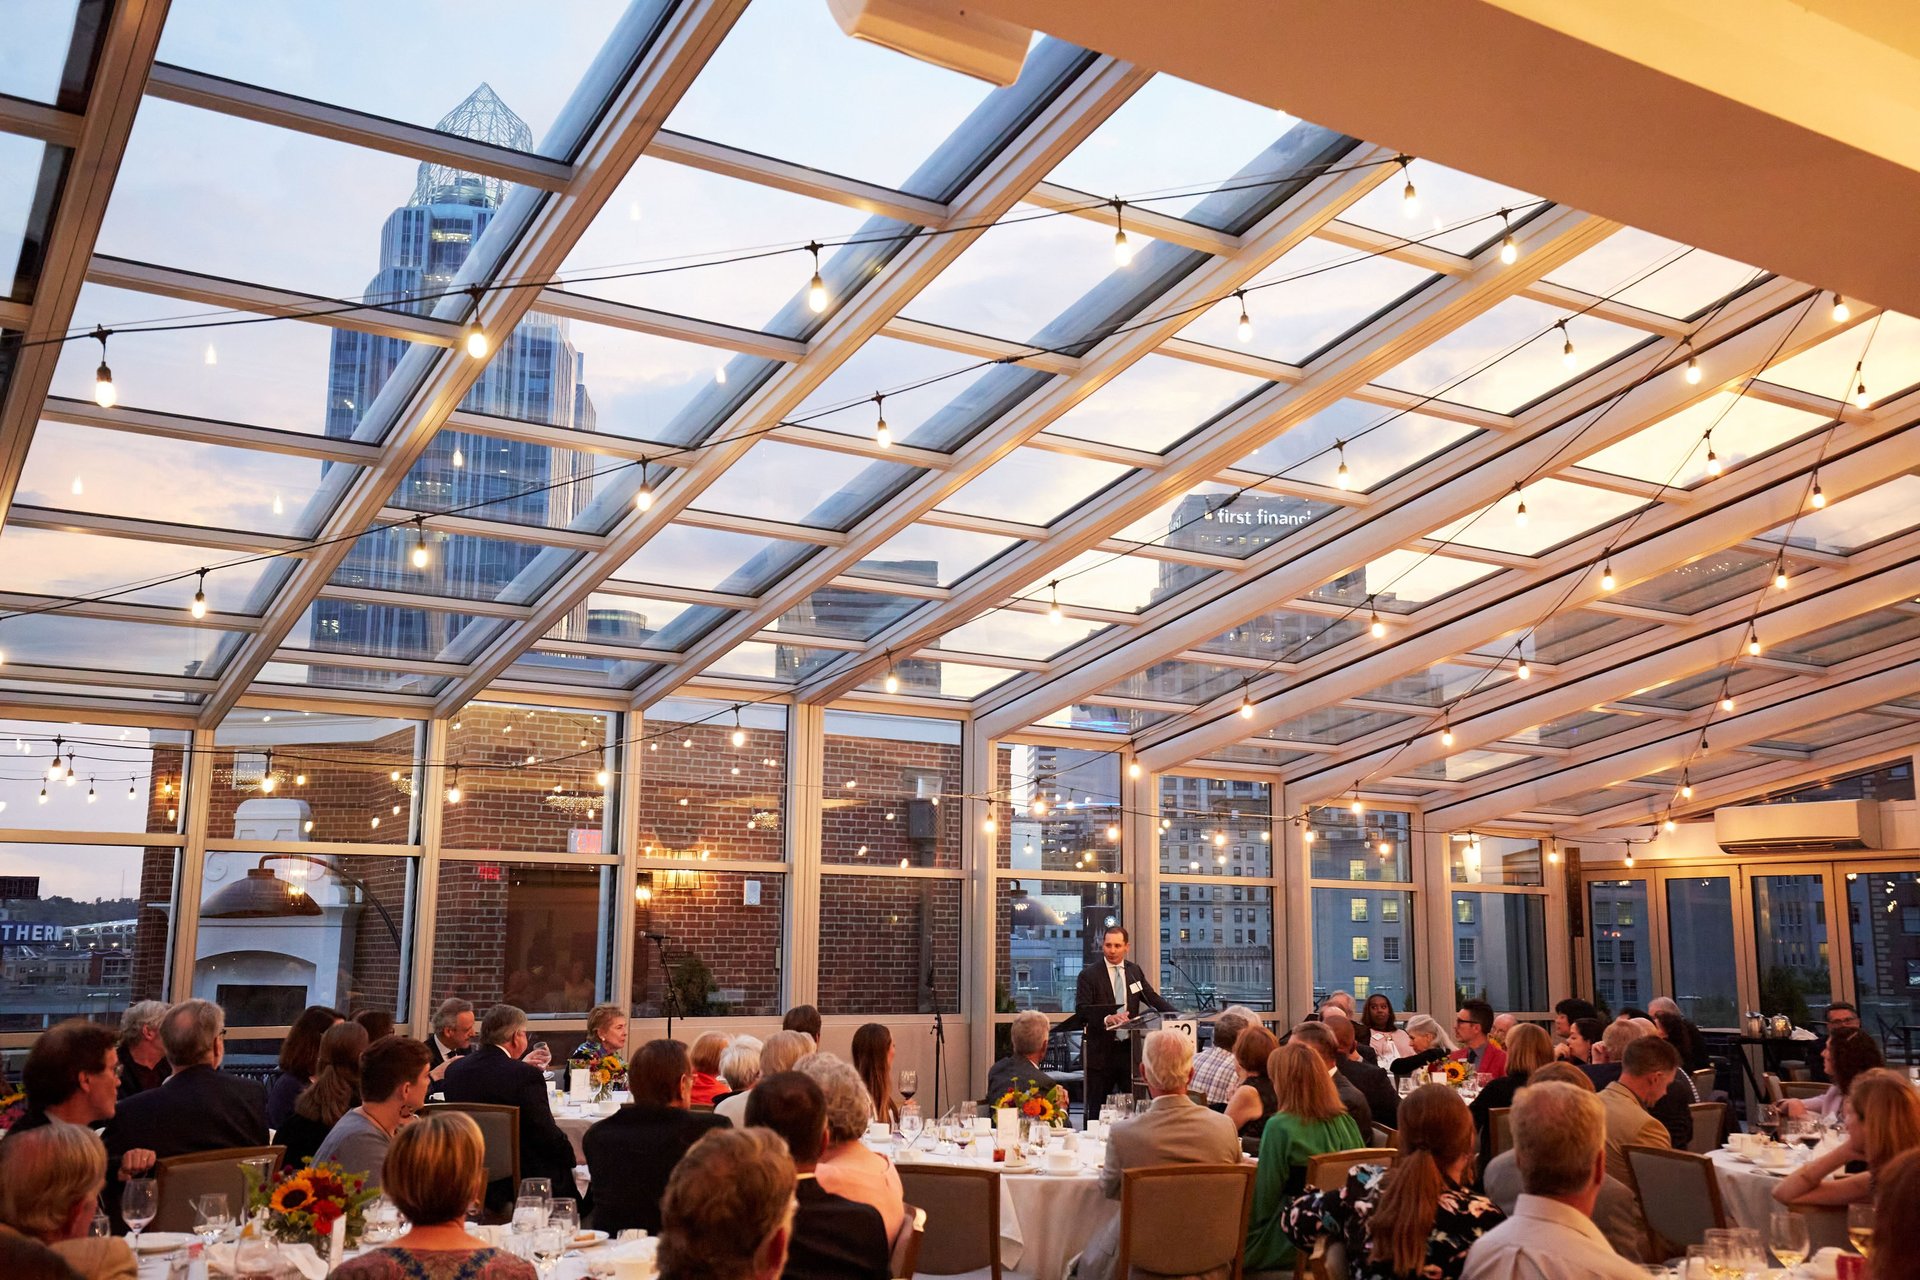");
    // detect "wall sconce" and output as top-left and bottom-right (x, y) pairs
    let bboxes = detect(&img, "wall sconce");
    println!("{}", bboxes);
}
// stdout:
(635, 871), (654, 905)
